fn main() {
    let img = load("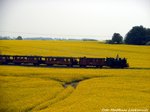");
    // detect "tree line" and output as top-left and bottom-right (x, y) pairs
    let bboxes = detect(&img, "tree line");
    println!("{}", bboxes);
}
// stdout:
(106, 25), (150, 45)
(0, 36), (23, 40)
(1, 25), (150, 45)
